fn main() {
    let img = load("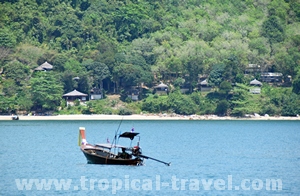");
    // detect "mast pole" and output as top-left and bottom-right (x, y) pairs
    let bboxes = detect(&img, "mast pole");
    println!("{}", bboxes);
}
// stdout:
(111, 116), (124, 154)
